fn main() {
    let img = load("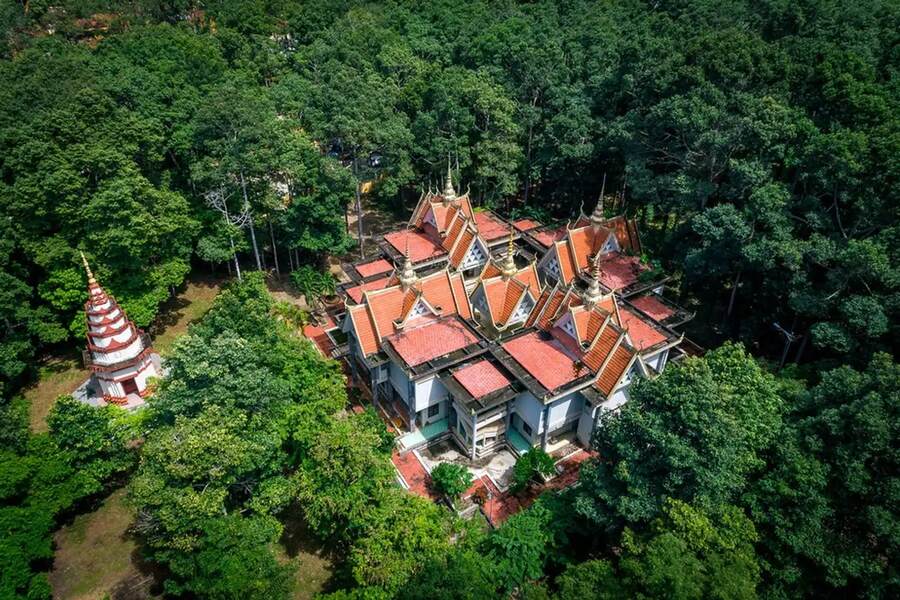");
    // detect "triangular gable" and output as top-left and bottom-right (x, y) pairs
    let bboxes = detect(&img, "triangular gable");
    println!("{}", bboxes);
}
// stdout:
(461, 236), (488, 270)
(510, 290), (536, 324)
